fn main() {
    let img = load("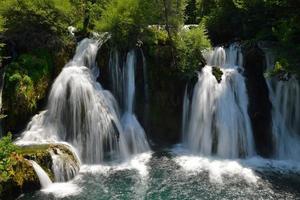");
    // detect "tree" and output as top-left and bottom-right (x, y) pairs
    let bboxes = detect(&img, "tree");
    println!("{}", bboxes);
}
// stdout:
(0, 0), (75, 51)
(69, 0), (109, 33)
